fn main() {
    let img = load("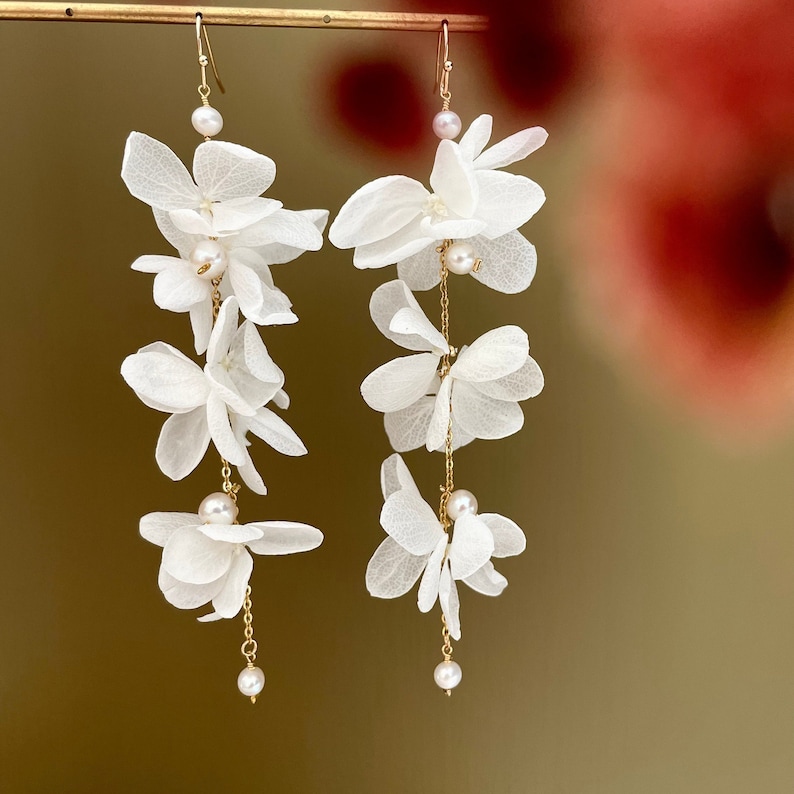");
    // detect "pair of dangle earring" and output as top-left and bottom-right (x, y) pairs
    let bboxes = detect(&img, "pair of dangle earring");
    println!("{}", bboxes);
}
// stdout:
(329, 20), (548, 693)
(120, 14), (326, 702)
